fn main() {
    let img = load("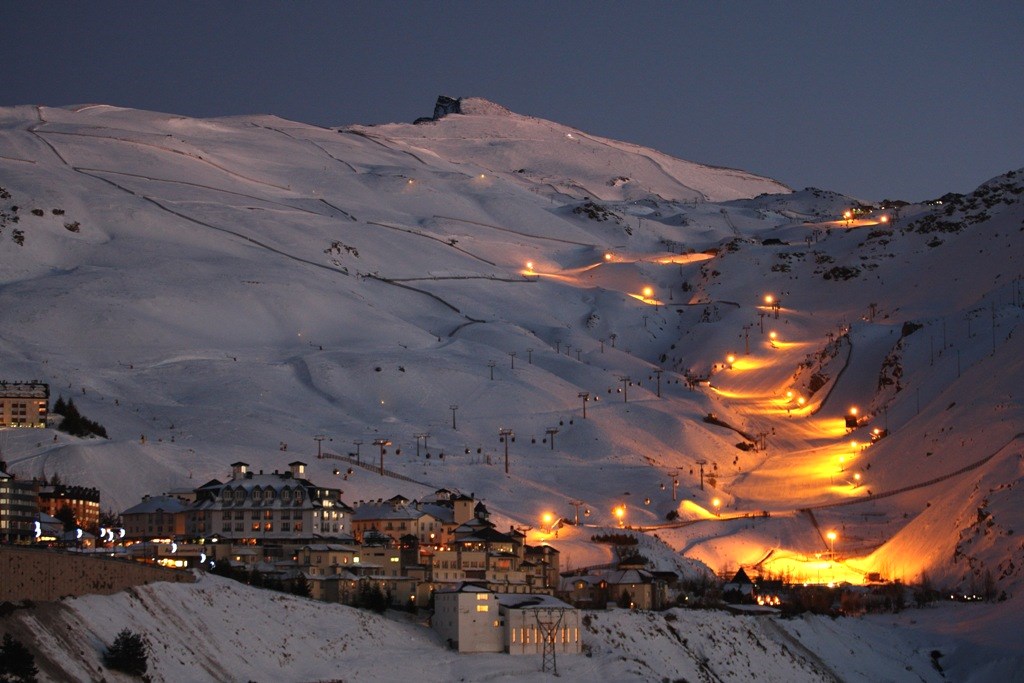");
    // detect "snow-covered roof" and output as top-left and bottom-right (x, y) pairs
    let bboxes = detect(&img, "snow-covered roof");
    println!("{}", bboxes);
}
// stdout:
(495, 593), (574, 610)
(122, 495), (189, 516)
